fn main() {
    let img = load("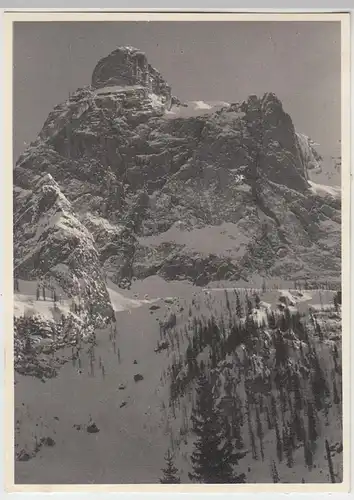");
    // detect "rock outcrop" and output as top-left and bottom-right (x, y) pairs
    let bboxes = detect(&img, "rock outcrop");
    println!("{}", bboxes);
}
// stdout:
(14, 173), (113, 319)
(91, 46), (173, 107)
